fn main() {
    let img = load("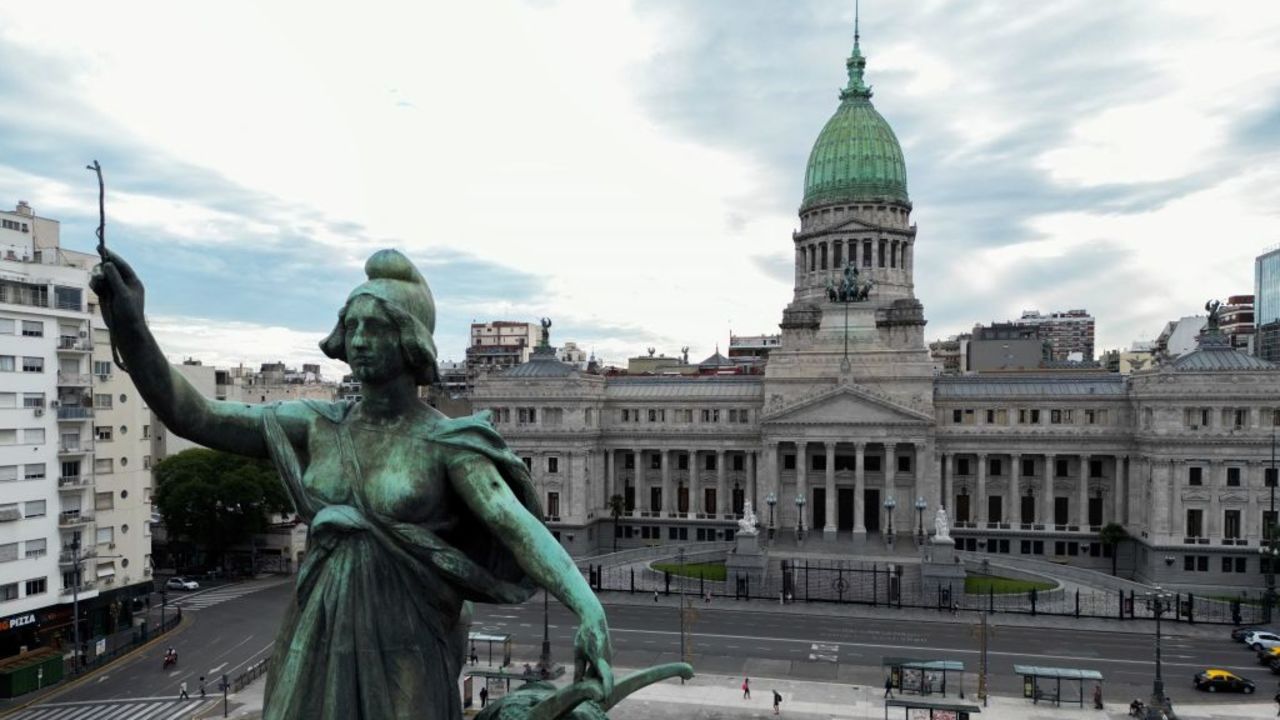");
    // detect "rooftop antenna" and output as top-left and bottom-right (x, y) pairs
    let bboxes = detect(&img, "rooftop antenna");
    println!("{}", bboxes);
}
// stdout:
(854, 0), (860, 47)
